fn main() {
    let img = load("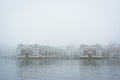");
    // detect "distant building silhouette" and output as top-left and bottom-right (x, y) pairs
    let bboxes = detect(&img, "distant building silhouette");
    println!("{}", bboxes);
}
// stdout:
(16, 44), (65, 59)
(79, 44), (104, 59)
